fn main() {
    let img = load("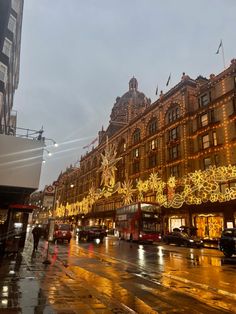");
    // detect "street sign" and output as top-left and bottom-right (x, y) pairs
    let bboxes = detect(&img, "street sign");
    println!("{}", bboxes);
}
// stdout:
(43, 195), (54, 208)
